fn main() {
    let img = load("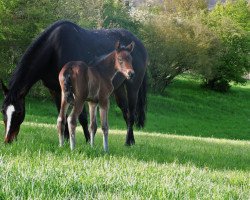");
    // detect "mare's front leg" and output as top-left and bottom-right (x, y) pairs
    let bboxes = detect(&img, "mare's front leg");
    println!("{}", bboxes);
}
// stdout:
(125, 85), (139, 146)
(78, 106), (90, 143)
(88, 102), (98, 147)
(68, 100), (84, 150)
(114, 84), (129, 126)
(99, 100), (109, 152)
(114, 84), (136, 146)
